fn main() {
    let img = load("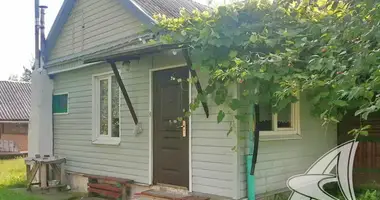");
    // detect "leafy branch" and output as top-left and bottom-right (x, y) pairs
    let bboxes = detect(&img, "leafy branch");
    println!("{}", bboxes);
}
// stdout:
(153, 0), (380, 133)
